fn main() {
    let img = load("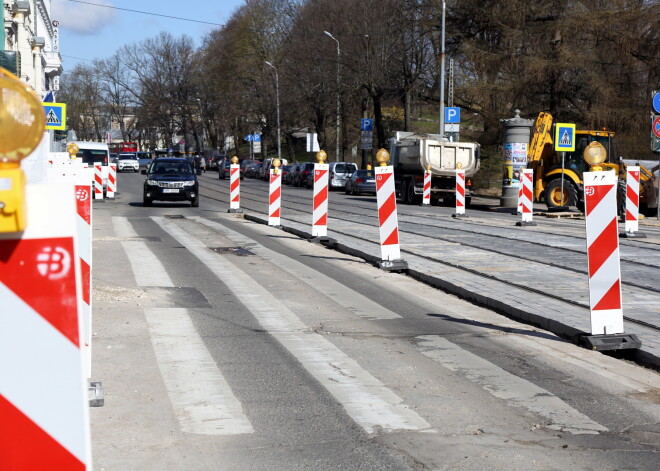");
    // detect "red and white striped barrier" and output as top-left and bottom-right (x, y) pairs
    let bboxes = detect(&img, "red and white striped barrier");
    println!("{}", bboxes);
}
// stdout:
(584, 171), (624, 335)
(75, 174), (94, 377)
(229, 164), (241, 212)
(517, 169), (535, 226)
(312, 163), (329, 237)
(516, 183), (523, 214)
(422, 168), (431, 205)
(453, 169), (466, 217)
(94, 163), (103, 200)
(268, 168), (282, 226)
(0, 184), (92, 469)
(376, 165), (403, 264)
(106, 163), (116, 198)
(624, 166), (640, 235)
